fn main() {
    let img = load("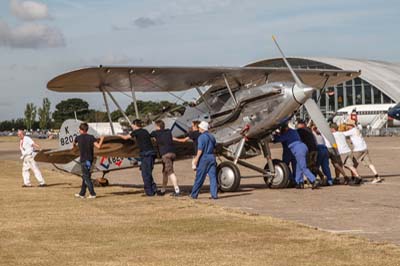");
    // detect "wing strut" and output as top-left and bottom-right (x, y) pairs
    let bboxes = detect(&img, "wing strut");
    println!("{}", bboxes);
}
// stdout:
(222, 74), (238, 107)
(101, 87), (115, 135)
(103, 86), (132, 125)
(195, 87), (212, 112)
(128, 70), (140, 119)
